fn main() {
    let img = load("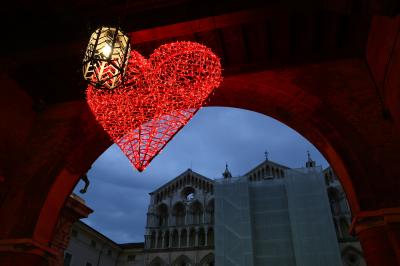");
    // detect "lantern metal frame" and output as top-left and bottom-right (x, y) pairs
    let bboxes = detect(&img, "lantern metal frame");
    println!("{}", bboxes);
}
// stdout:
(82, 26), (131, 90)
